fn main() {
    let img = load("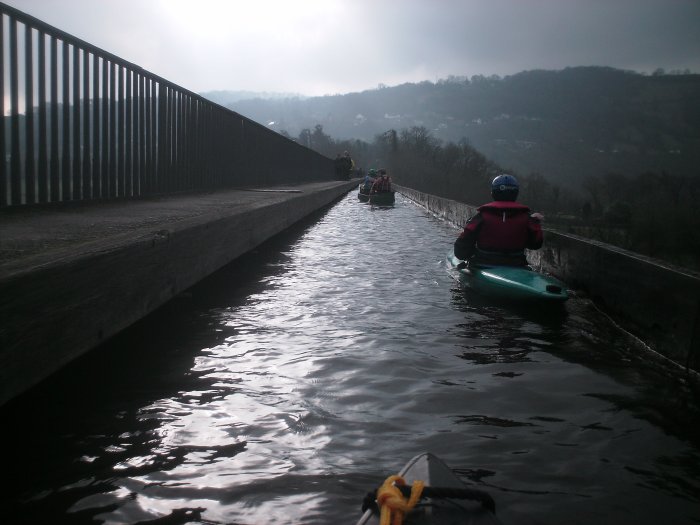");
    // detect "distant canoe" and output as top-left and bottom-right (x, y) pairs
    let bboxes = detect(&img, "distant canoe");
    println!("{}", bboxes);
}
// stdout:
(368, 191), (395, 205)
